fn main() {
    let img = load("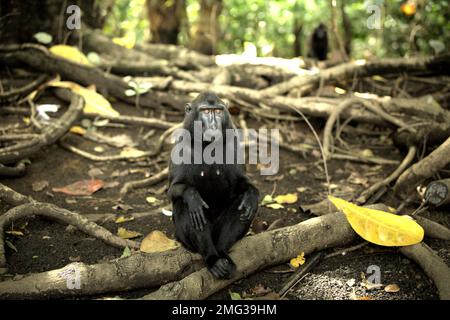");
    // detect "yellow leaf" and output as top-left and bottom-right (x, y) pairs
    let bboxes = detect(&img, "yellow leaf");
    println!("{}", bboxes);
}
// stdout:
(6, 230), (24, 236)
(328, 196), (424, 246)
(117, 227), (142, 239)
(146, 196), (158, 204)
(261, 194), (273, 205)
(49, 45), (91, 65)
(112, 34), (135, 49)
(48, 80), (119, 117)
(266, 203), (284, 210)
(275, 193), (298, 204)
(120, 147), (146, 158)
(384, 284), (400, 293)
(140, 230), (179, 253)
(290, 252), (305, 268)
(70, 126), (86, 135)
(115, 216), (135, 224)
